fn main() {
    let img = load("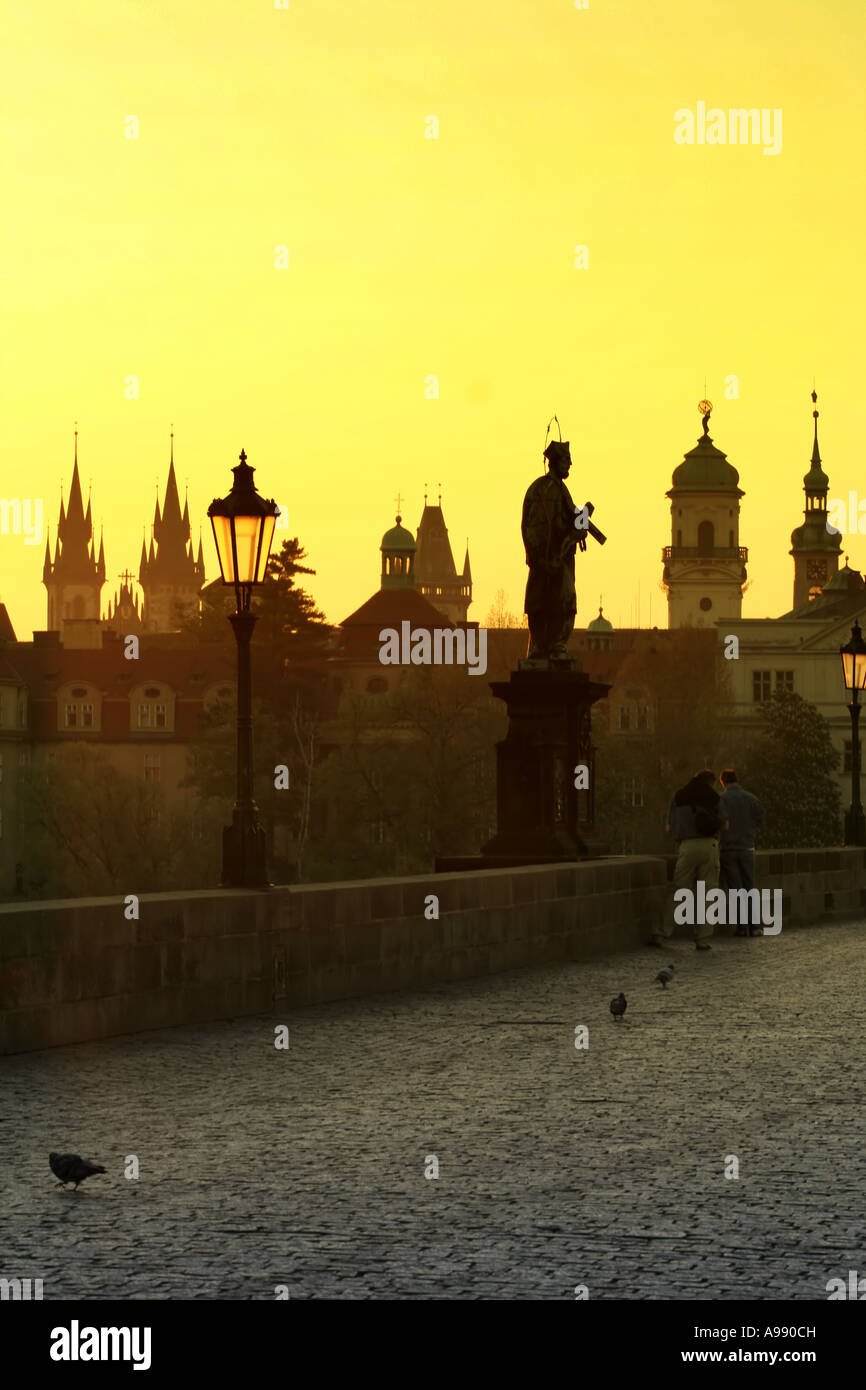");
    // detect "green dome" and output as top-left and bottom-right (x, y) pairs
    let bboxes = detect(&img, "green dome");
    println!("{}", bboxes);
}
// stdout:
(587, 605), (613, 632)
(669, 432), (741, 493)
(790, 513), (841, 554)
(803, 461), (829, 490)
(381, 516), (416, 552)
